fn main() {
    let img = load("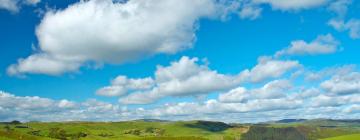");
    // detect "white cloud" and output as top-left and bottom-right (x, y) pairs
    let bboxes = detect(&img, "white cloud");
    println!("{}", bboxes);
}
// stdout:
(327, 0), (359, 39)
(96, 76), (154, 97)
(8, 0), (218, 75)
(320, 72), (360, 95)
(329, 19), (360, 39)
(219, 79), (291, 103)
(275, 34), (339, 57)
(117, 56), (248, 104)
(0, 91), (131, 122)
(7, 54), (82, 76)
(344, 104), (360, 113)
(310, 94), (360, 107)
(239, 4), (262, 20)
(304, 65), (355, 81)
(0, 0), (40, 12)
(0, 0), (18, 12)
(145, 98), (303, 117)
(247, 58), (300, 82)
(252, 0), (329, 10)
(101, 56), (299, 104)
(25, 0), (40, 5)
(328, 0), (352, 18)
(345, 19), (360, 38)
(8, 0), (336, 76)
